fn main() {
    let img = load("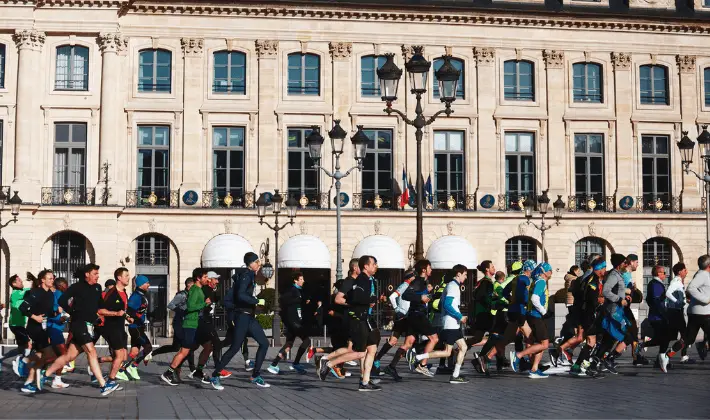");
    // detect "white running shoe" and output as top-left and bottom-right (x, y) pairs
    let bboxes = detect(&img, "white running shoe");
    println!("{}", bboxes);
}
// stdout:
(345, 361), (357, 367)
(658, 354), (669, 373)
(51, 377), (70, 389)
